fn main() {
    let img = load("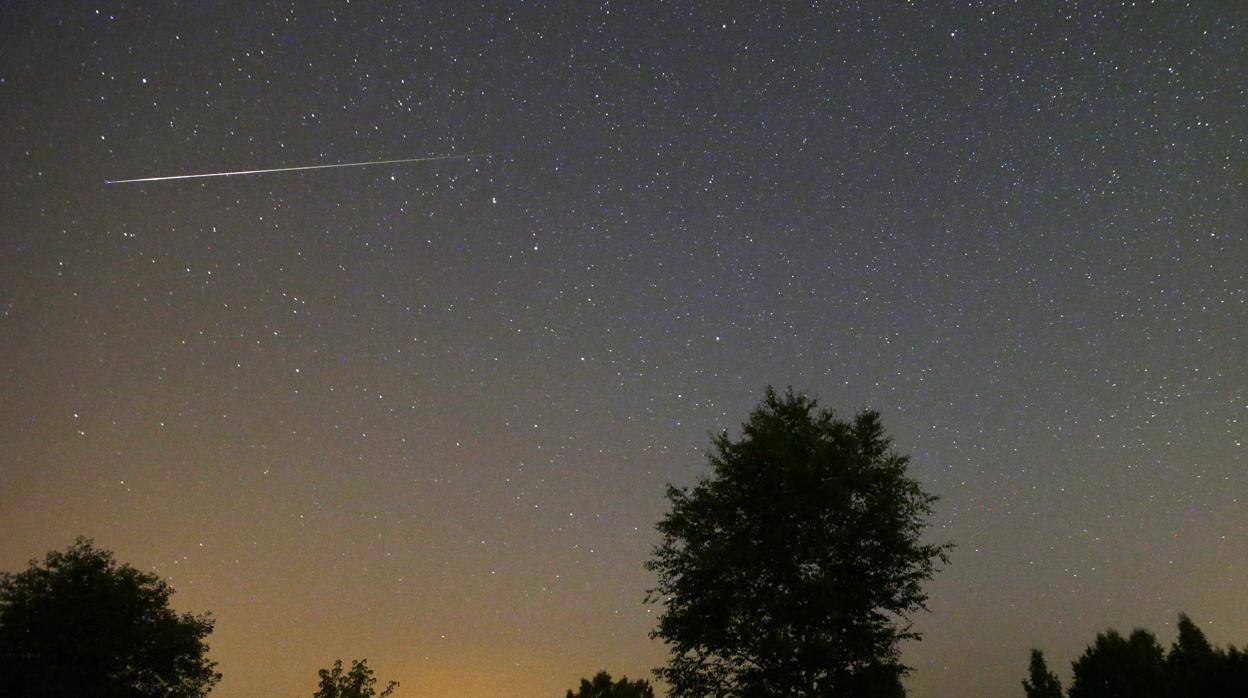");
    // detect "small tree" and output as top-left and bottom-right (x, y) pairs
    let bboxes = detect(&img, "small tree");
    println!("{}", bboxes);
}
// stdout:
(1022, 649), (1063, 698)
(565, 670), (655, 698)
(0, 537), (220, 698)
(646, 387), (951, 696)
(312, 658), (397, 698)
